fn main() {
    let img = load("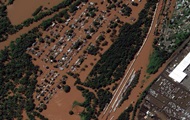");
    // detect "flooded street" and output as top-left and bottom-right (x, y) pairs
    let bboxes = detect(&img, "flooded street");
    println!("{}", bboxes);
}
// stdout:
(7, 0), (62, 25)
